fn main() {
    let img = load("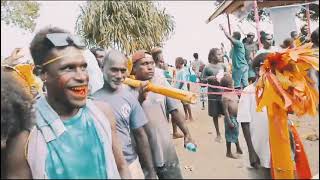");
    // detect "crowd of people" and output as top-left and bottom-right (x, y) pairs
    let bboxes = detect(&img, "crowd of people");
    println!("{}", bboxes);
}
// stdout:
(1, 22), (318, 179)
